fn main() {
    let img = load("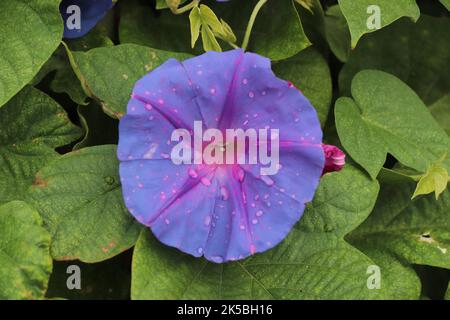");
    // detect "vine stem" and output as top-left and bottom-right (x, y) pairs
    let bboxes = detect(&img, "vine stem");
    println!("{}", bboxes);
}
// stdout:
(241, 0), (268, 50)
(172, 0), (200, 14)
